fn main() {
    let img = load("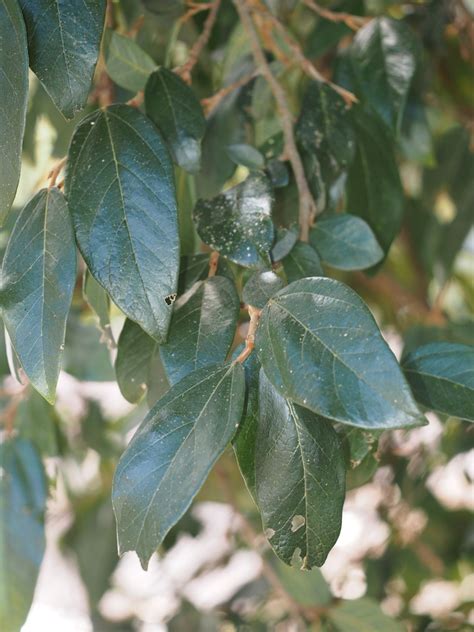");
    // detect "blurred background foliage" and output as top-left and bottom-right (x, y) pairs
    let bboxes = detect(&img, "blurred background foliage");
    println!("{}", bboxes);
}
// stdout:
(1, 0), (473, 630)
